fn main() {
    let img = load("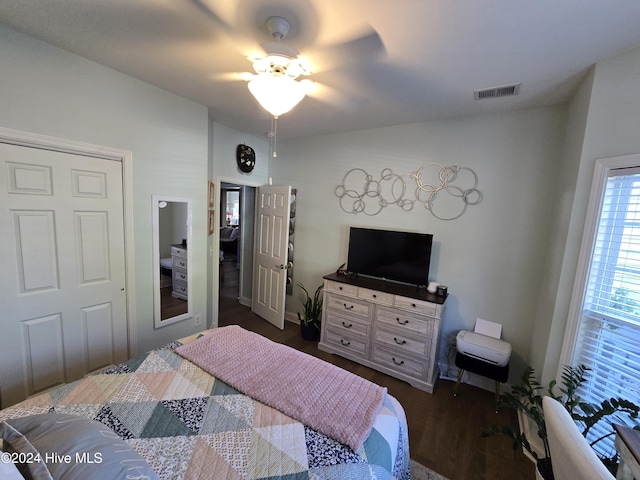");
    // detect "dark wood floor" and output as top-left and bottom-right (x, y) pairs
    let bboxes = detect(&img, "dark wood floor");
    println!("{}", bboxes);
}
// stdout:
(218, 259), (535, 480)
(160, 285), (187, 319)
